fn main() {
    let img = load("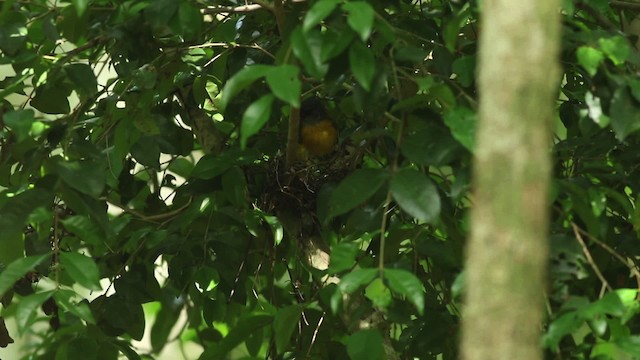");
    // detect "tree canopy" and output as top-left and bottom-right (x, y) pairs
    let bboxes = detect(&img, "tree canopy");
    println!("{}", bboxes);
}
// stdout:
(1, 0), (640, 359)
